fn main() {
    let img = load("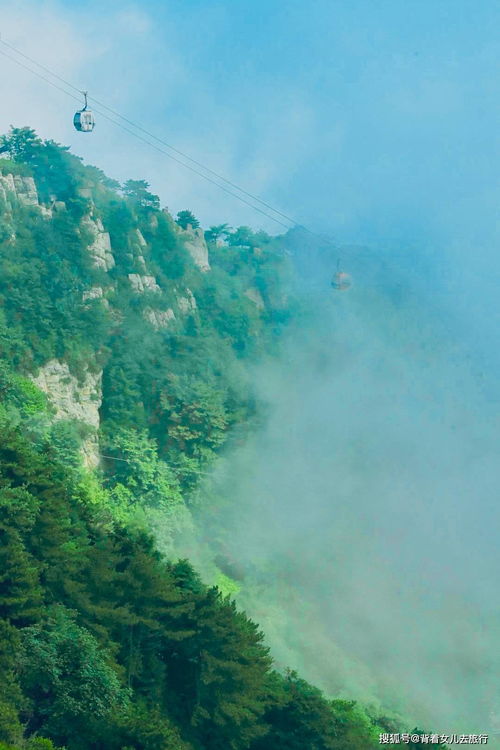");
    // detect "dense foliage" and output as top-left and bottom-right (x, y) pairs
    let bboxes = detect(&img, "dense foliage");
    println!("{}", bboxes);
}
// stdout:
(0, 129), (437, 748)
(0, 393), (399, 749)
